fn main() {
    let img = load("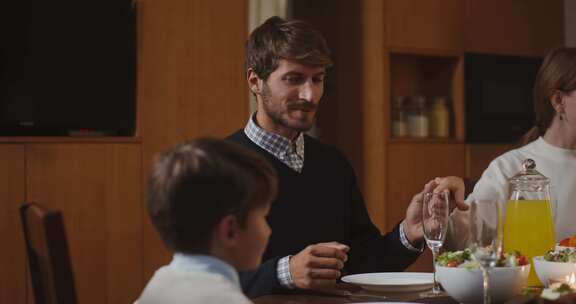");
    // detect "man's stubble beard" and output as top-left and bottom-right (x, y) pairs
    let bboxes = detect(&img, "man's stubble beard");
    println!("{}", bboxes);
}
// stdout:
(260, 83), (316, 133)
